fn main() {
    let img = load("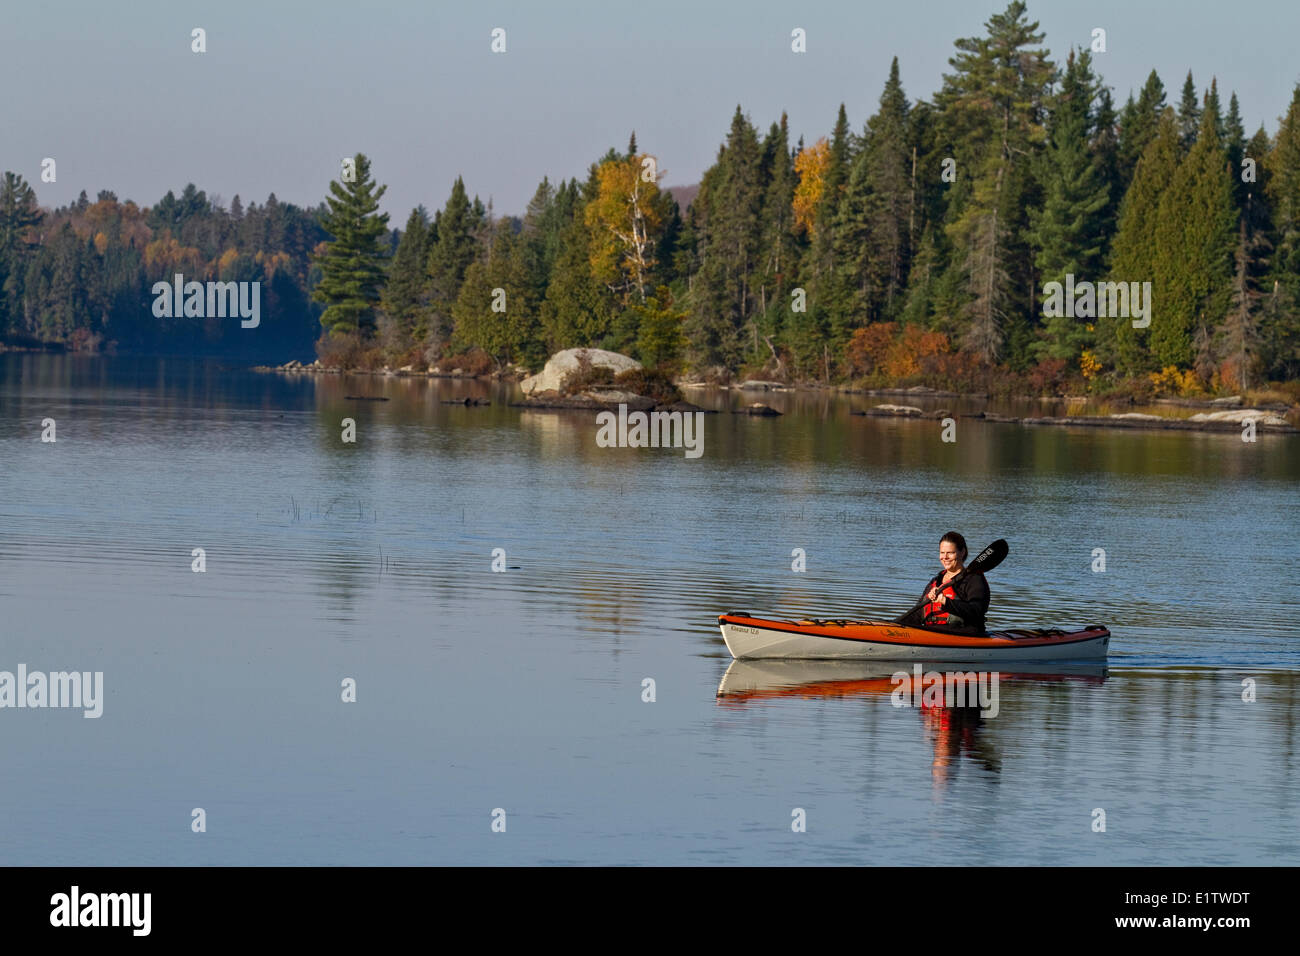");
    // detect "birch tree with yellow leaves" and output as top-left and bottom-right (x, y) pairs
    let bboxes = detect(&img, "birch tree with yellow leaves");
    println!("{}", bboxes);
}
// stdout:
(585, 153), (663, 304)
